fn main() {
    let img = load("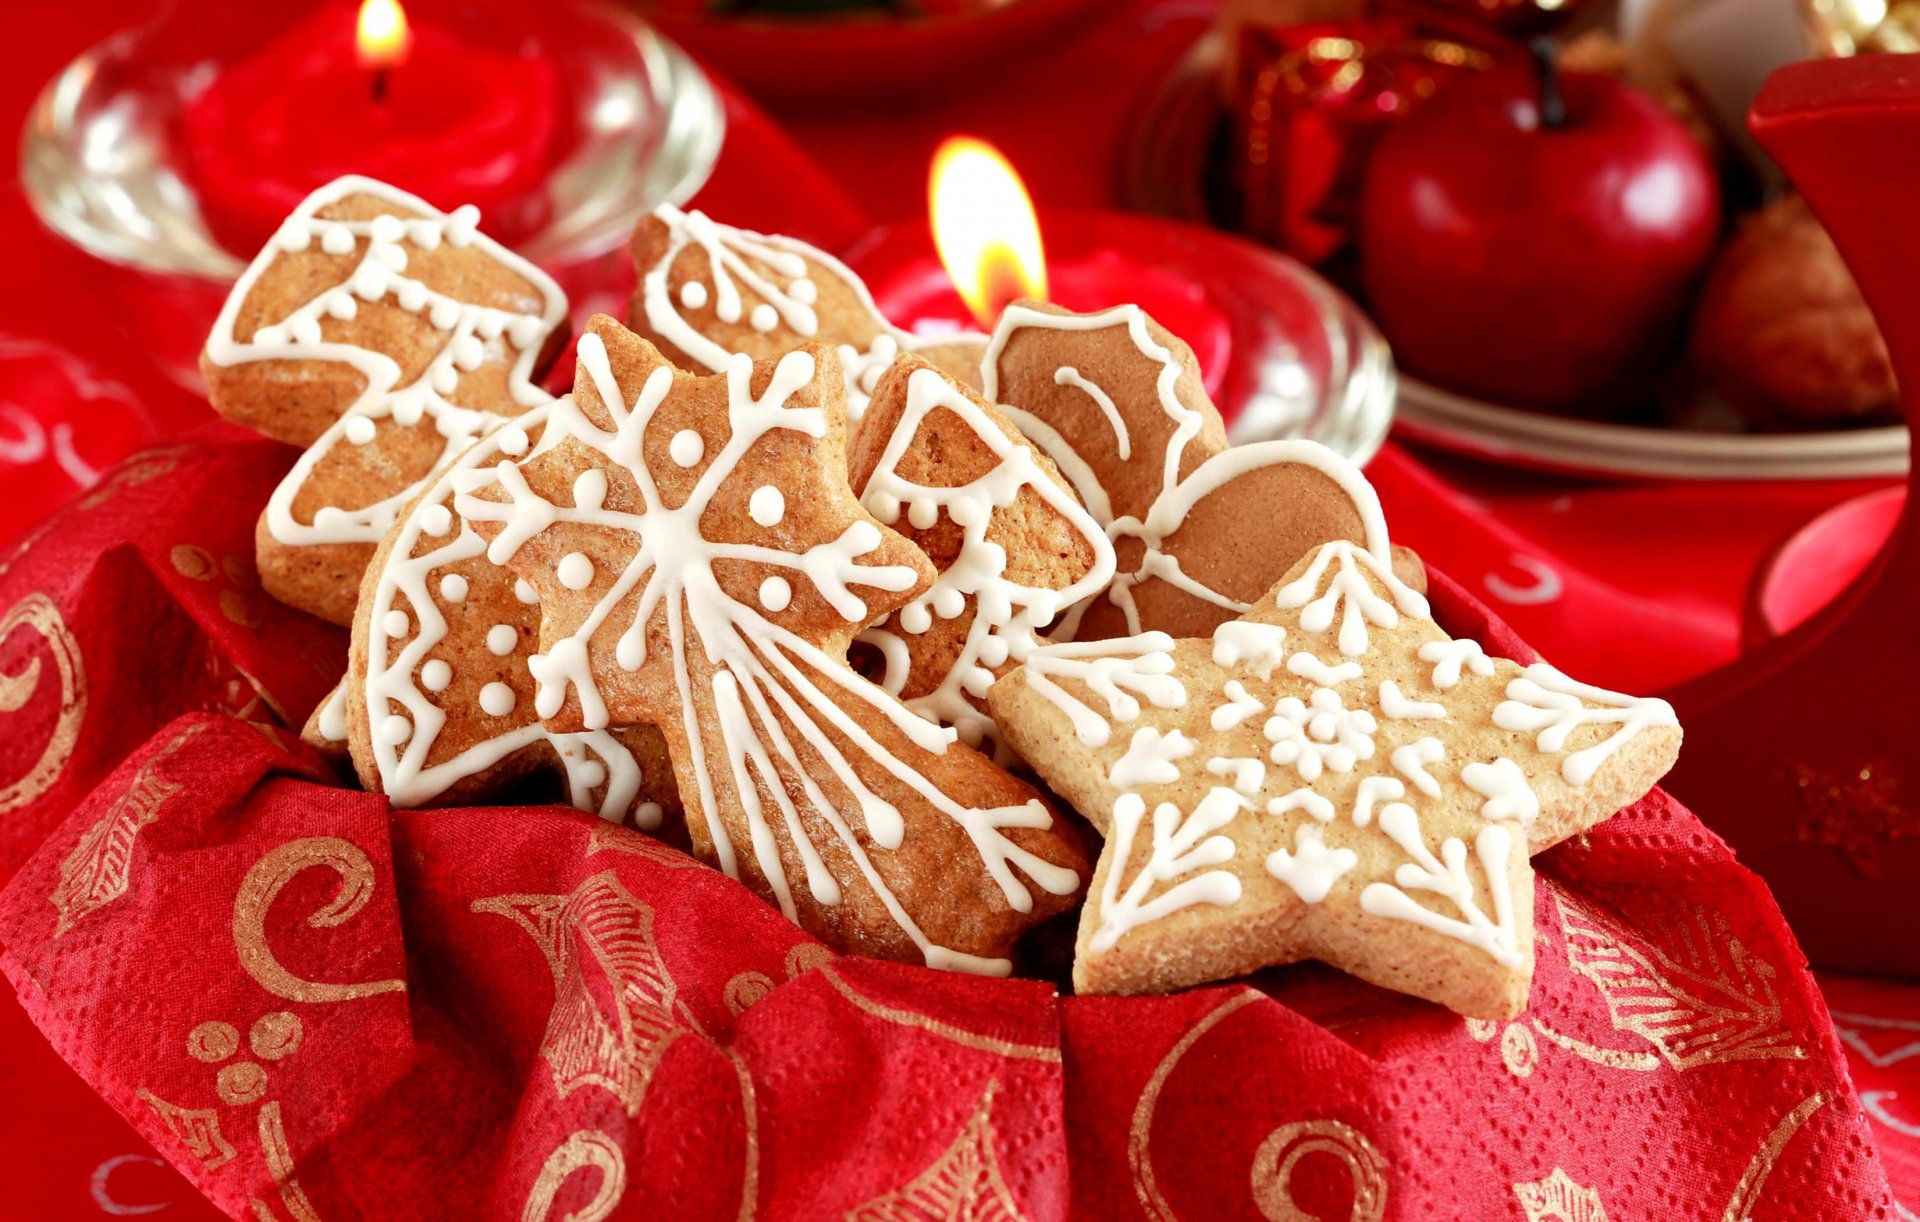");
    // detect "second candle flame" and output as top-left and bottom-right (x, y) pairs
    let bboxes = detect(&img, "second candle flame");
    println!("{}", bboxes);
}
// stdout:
(357, 0), (412, 69)
(929, 136), (1047, 329)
